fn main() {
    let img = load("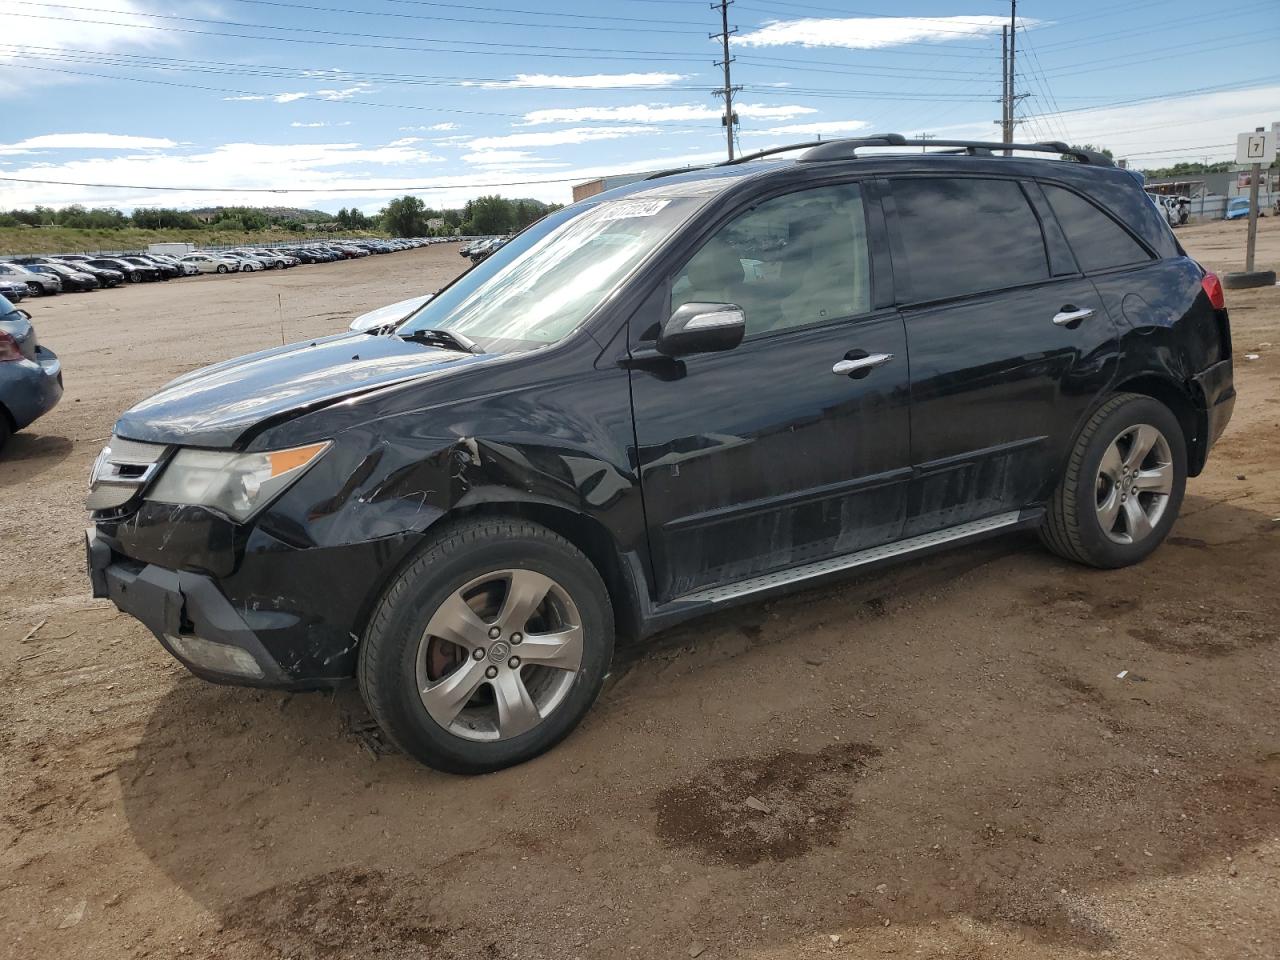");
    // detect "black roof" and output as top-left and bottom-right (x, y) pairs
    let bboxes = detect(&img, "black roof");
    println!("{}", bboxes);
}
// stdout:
(599, 134), (1122, 205)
